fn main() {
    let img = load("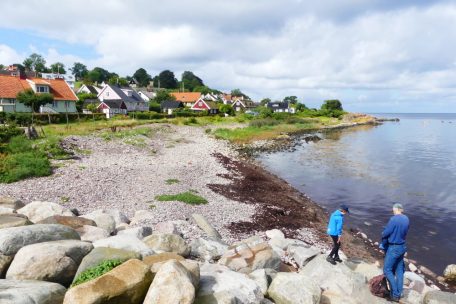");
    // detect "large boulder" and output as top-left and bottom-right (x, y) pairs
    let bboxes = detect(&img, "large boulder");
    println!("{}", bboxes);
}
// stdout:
(143, 252), (185, 269)
(0, 215), (31, 229)
(299, 254), (382, 303)
(402, 289), (424, 304)
(405, 271), (426, 293)
(0, 197), (24, 210)
(190, 237), (228, 262)
(192, 213), (222, 240)
(76, 225), (110, 242)
(0, 224), (80, 256)
(81, 210), (116, 234)
(423, 290), (456, 304)
(267, 272), (321, 304)
(37, 215), (96, 229)
(63, 259), (152, 304)
(287, 243), (320, 268)
(118, 226), (153, 239)
(130, 209), (154, 225)
(75, 247), (141, 278)
(16, 201), (74, 223)
(345, 258), (383, 281)
(93, 235), (154, 257)
(0, 207), (15, 215)
(144, 260), (195, 304)
(249, 269), (269, 295)
(104, 209), (130, 226)
(219, 239), (281, 273)
(6, 240), (93, 286)
(143, 233), (190, 257)
(0, 279), (66, 304)
(443, 264), (456, 283)
(195, 263), (264, 303)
